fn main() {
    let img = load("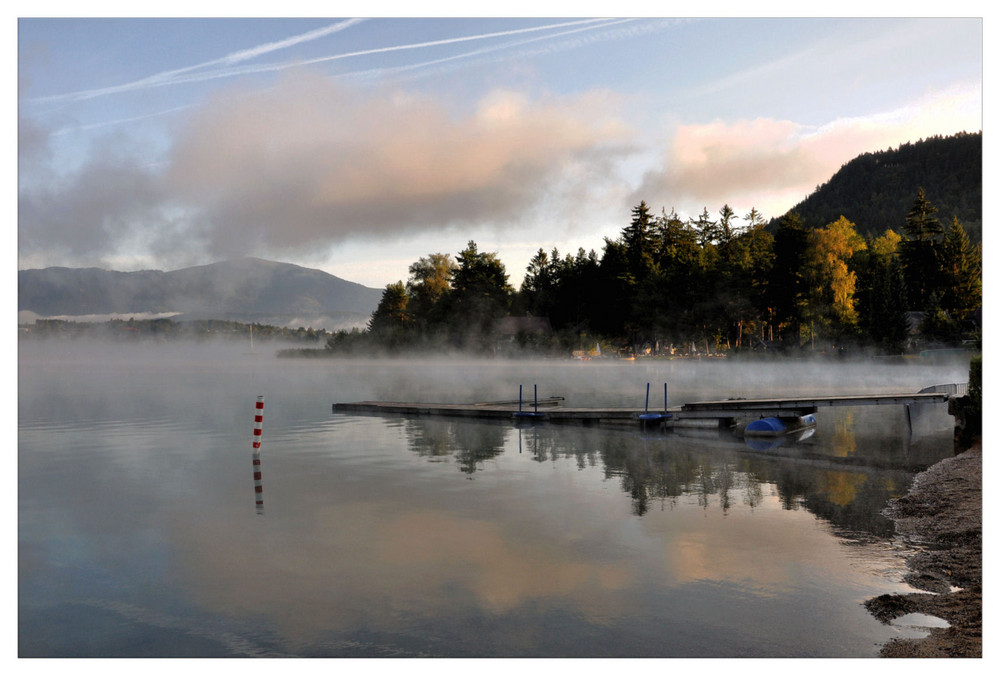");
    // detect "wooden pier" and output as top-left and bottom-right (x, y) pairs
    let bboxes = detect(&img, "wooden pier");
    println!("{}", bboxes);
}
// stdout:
(333, 400), (642, 427)
(333, 390), (952, 431)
